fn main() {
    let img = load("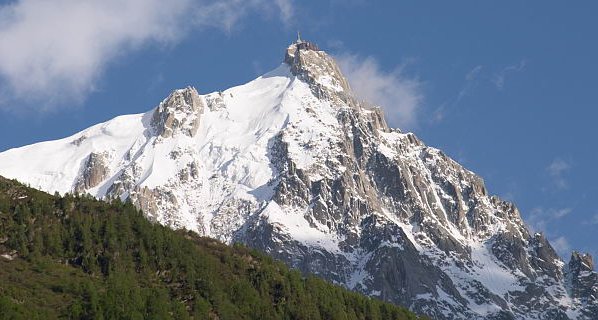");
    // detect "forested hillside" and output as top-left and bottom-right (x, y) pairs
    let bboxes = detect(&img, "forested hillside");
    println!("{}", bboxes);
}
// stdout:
(0, 176), (423, 320)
